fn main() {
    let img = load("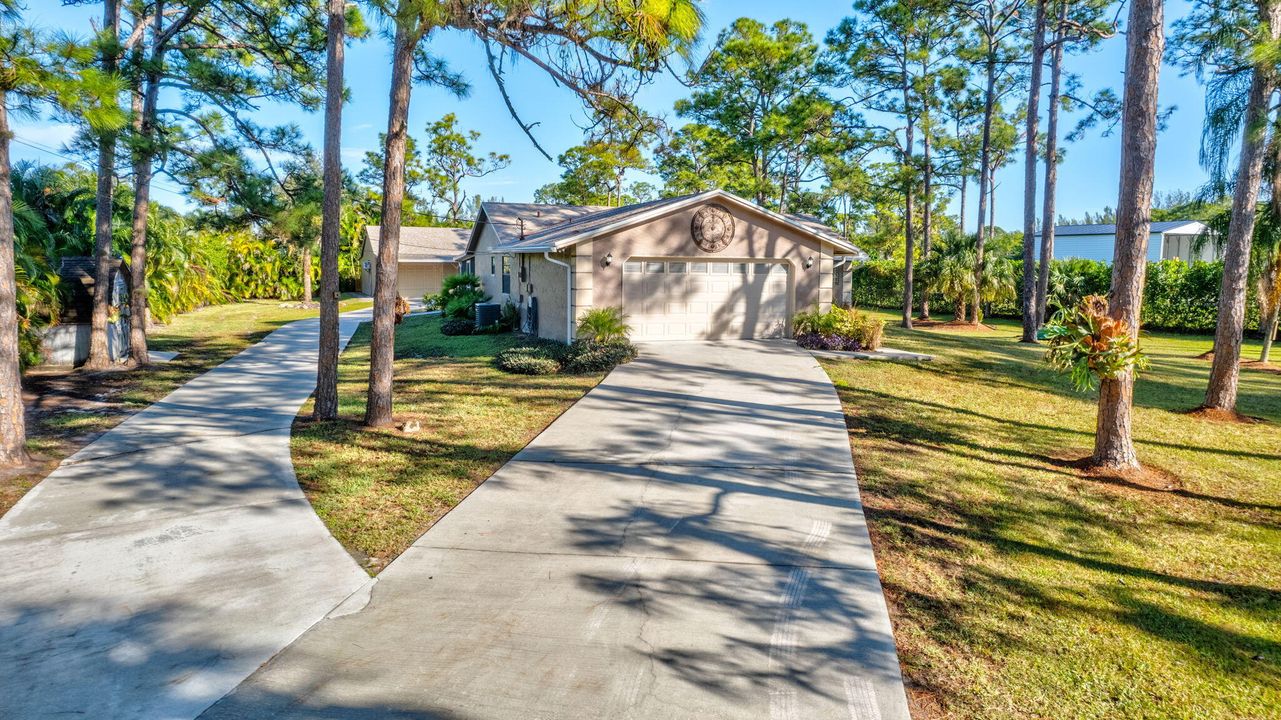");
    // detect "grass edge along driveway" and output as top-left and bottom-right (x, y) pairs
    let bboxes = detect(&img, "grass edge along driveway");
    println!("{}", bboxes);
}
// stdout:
(6, 296), (372, 517)
(825, 311), (1281, 720)
(292, 314), (605, 572)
